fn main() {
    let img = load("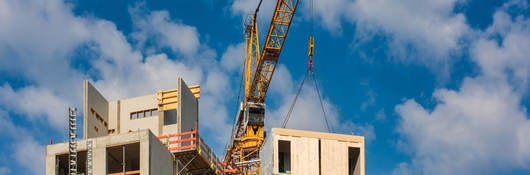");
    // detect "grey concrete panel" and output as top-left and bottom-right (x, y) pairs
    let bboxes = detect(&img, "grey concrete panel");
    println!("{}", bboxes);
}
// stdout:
(84, 80), (110, 139)
(178, 78), (198, 133)
(149, 132), (174, 175)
